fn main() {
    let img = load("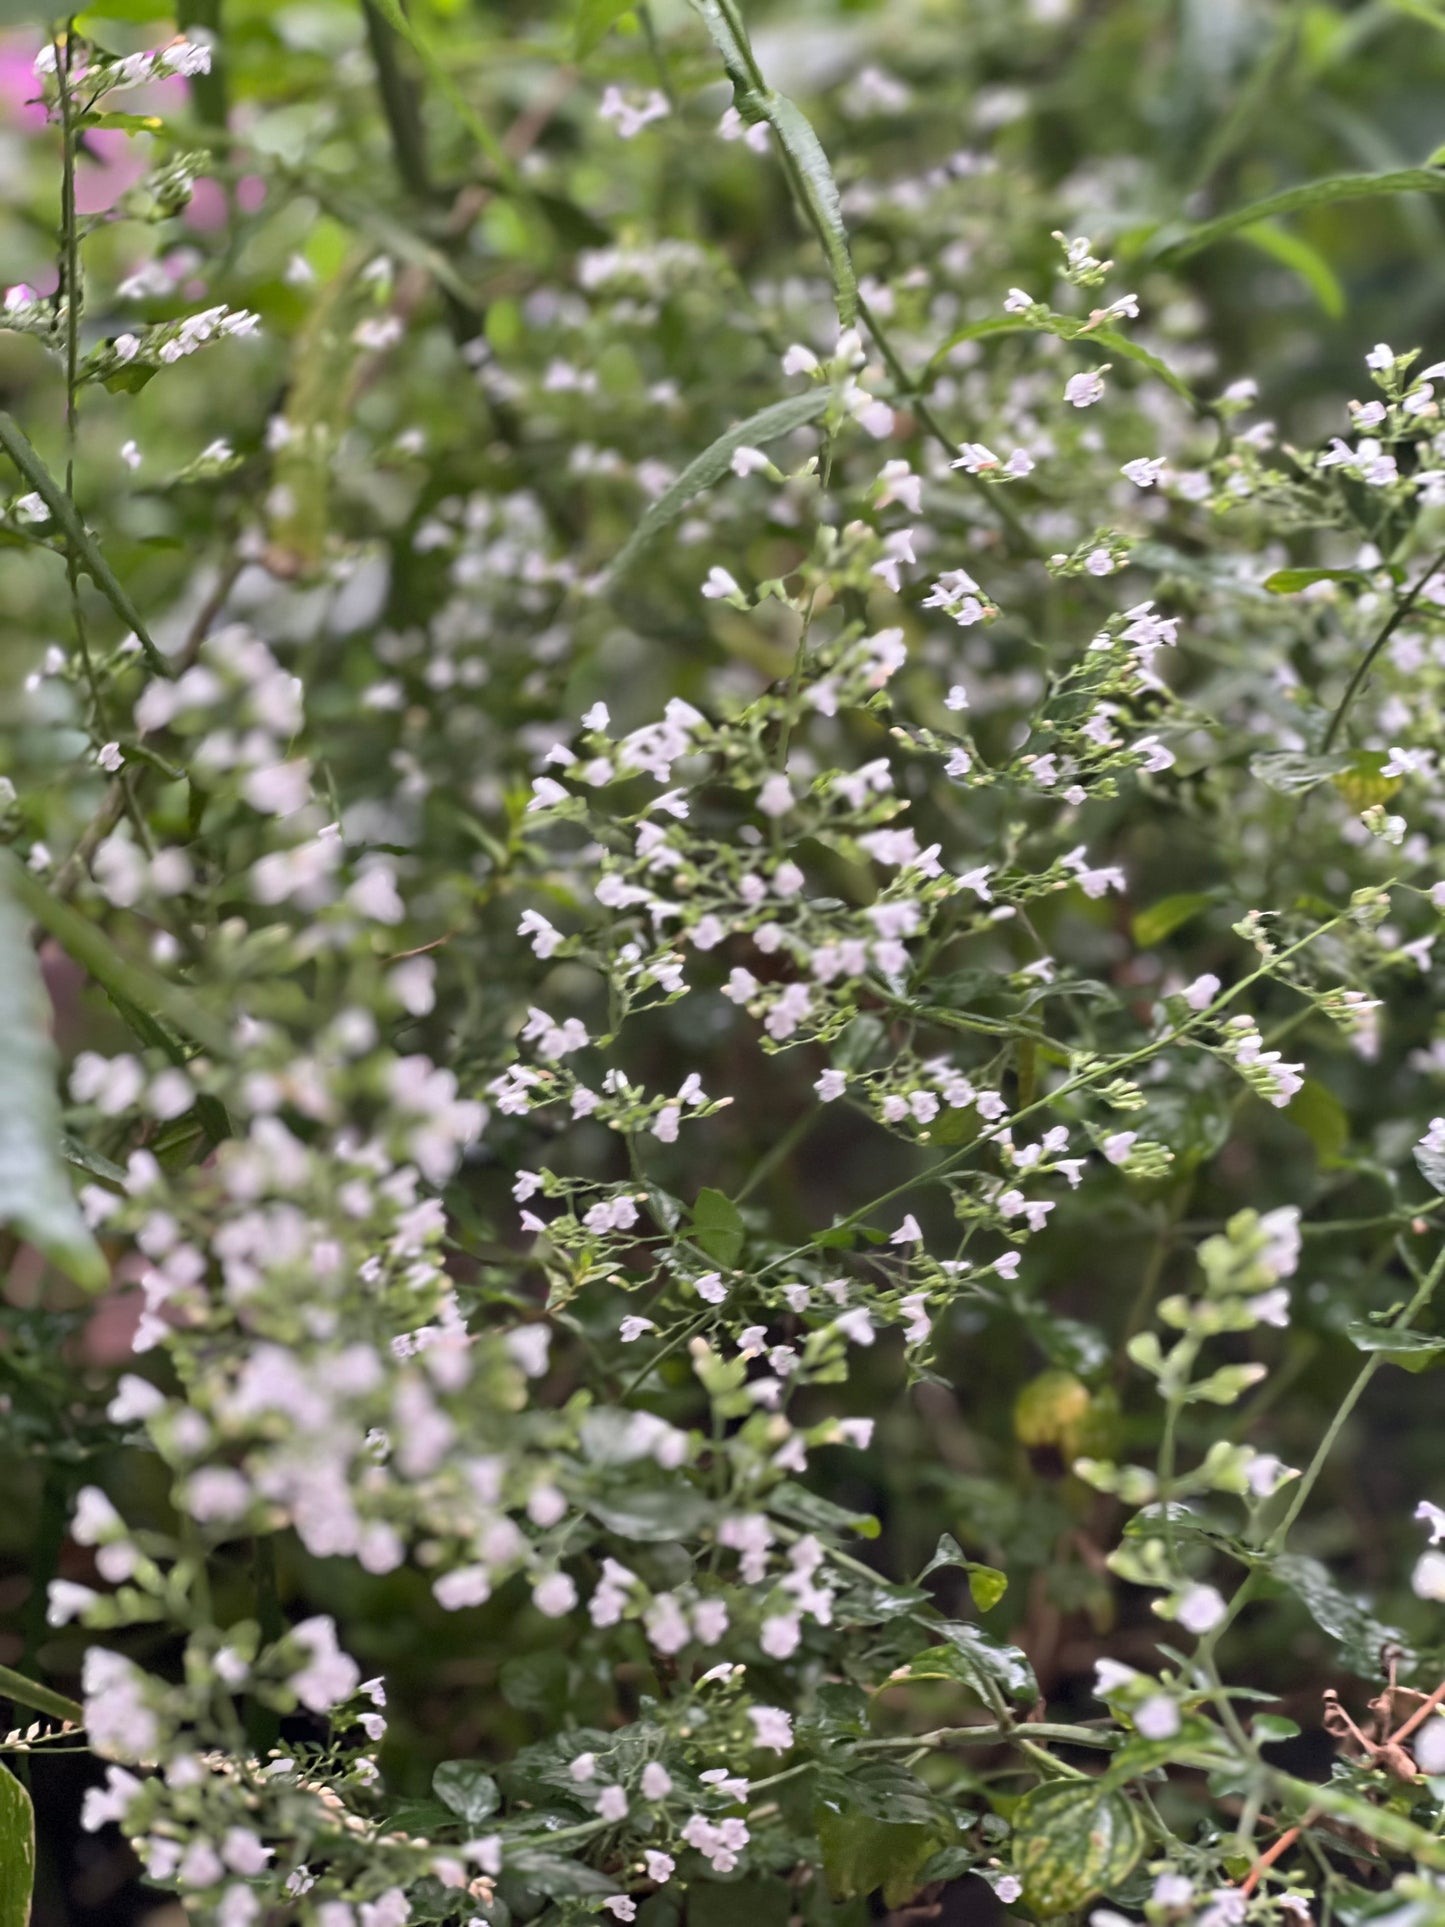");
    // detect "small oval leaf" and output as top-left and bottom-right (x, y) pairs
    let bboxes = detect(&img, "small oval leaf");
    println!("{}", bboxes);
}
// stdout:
(1011, 1781), (1147, 1917)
